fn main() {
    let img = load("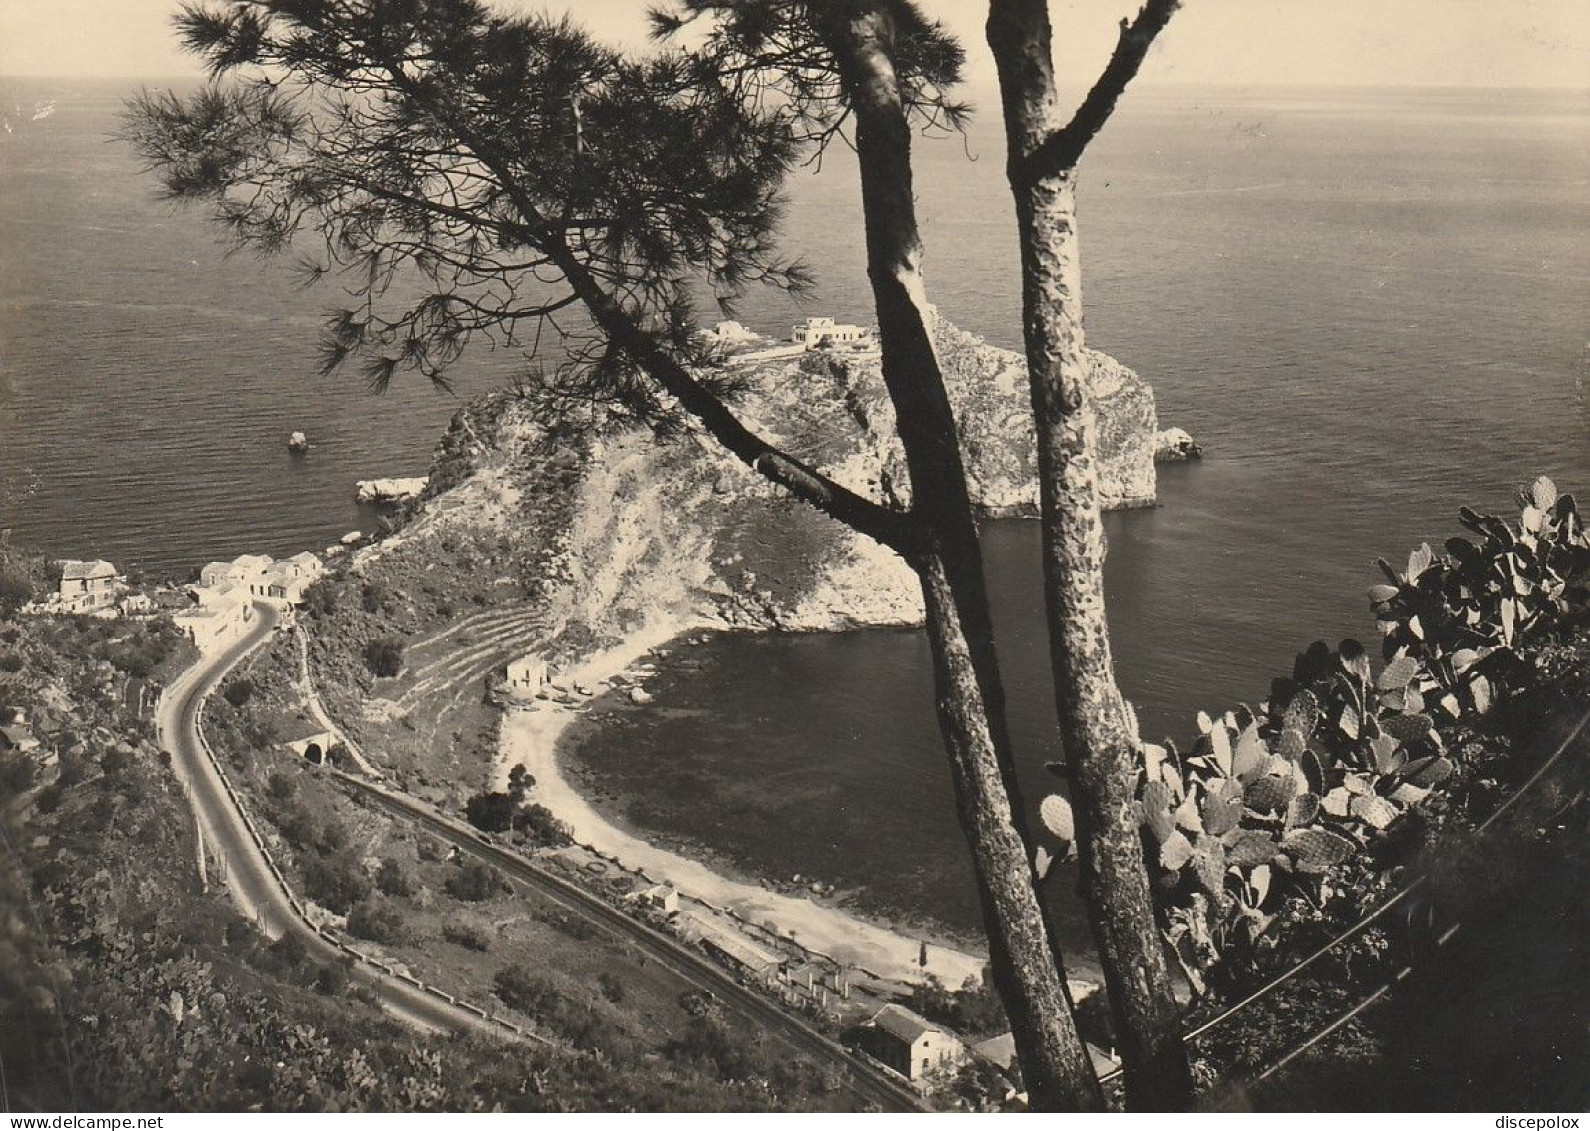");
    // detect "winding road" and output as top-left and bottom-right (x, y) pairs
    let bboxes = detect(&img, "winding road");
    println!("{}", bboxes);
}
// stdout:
(157, 601), (921, 1111)
(156, 603), (512, 1039)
